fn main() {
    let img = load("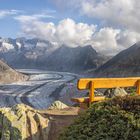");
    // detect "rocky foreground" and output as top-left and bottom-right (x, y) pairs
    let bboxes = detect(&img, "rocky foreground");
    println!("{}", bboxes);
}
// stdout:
(0, 101), (80, 140)
(0, 95), (140, 140)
